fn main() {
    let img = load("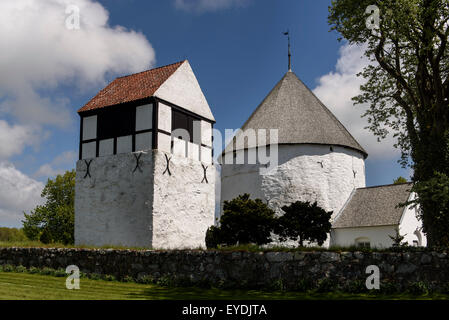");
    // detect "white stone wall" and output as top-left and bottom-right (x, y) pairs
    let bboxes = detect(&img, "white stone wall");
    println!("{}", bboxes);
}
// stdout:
(152, 150), (215, 249)
(330, 193), (427, 248)
(221, 144), (366, 219)
(399, 193), (427, 247)
(330, 226), (397, 248)
(154, 61), (215, 122)
(75, 150), (215, 249)
(75, 151), (155, 247)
